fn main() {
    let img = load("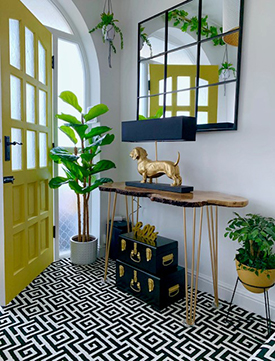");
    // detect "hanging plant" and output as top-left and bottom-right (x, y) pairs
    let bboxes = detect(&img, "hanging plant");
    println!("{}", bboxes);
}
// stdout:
(140, 26), (153, 57)
(219, 62), (236, 78)
(168, 9), (225, 46)
(89, 0), (123, 68)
